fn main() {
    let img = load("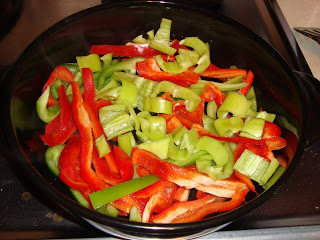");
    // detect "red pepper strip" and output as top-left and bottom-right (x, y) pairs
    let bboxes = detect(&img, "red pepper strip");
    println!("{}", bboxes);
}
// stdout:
(173, 187), (190, 202)
(47, 94), (58, 107)
(160, 92), (204, 128)
(152, 182), (178, 213)
(42, 65), (75, 92)
(82, 101), (119, 175)
(113, 145), (134, 182)
(245, 143), (274, 161)
(133, 179), (170, 198)
(262, 121), (282, 139)
(170, 39), (189, 51)
(282, 129), (297, 163)
(150, 194), (219, 223)
(70, 81), (107, 192)
(42, 65), (75, 106)
(239, 70), (254, 96)
(136, 166), (151, 177)
(95, 99), (112, 111)
(159, 114), (183, 133)
(58, 134), (90, 191)
(131, 148), (245, 198)
(111, 195), (148, 215)
(195, 190), (205, 199)
(170, 187), (249, 223)
(200, 82), (226, 107)
(41, 85), (77, 147)
(192, 124), (286, 150)
(82, 68), (97, 112)
(275, 155), (288, 168)
(91, 146), (121, 186)
(90, 44), (162, 57)
(141, 181), (178, 222)
(173, 98), (205, 126)
(136, 58), (200, 87)
(199, 67), (248, 79)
